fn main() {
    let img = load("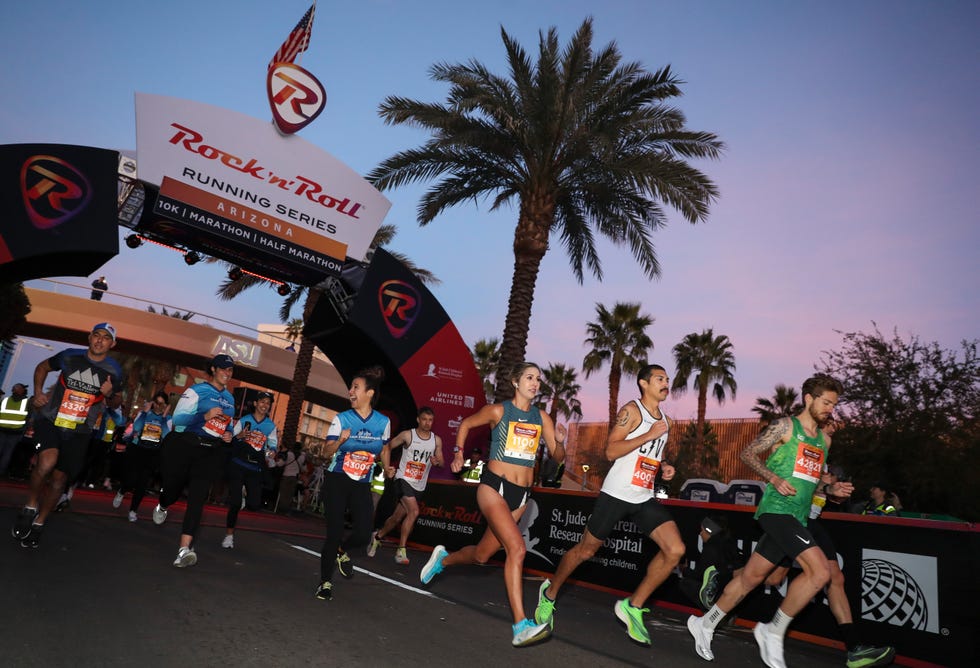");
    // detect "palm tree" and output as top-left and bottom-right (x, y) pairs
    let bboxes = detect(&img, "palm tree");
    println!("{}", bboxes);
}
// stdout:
(284, 318), (304, 351)
(146, 305), (195, 321)
(582, 302), (654, 426)
(216, 224), (437, 447)
(752, 383), (802, 427)
(536, 362), (583, 425)
(671, 329), (737, 466)
(471, 337), (501, 404)
(368, 18), (724, 402)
